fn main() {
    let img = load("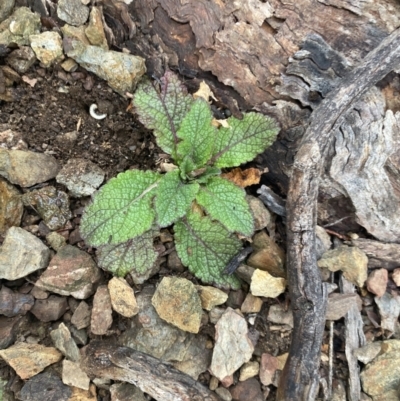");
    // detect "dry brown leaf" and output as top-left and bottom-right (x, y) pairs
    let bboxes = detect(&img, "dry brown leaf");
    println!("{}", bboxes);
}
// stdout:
(193, 81), (217, 102)
(222, 167), (264, 187)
